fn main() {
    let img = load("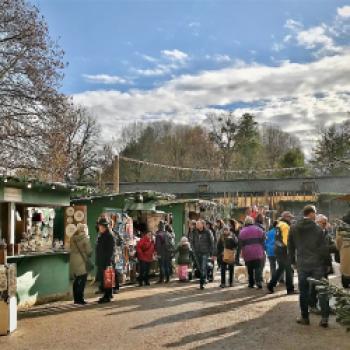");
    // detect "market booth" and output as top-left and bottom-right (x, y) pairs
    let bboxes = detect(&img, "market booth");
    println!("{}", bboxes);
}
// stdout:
(157, 199), (220, 242)
(69, 191), (174, 283)
(0, 177), (71, 308)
